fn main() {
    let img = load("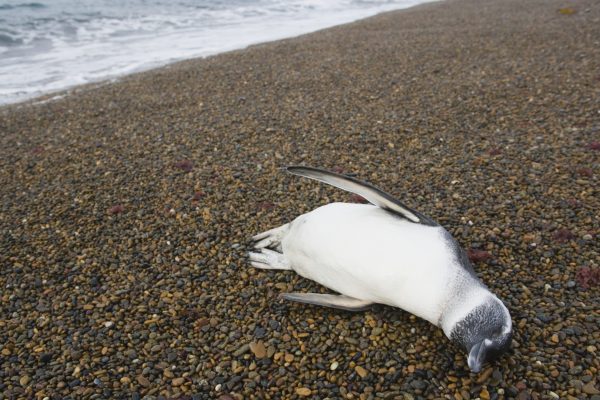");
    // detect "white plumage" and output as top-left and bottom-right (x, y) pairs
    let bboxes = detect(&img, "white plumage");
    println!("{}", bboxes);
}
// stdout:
(248, 166), (512, 372)
(283, 202), (485, 324)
